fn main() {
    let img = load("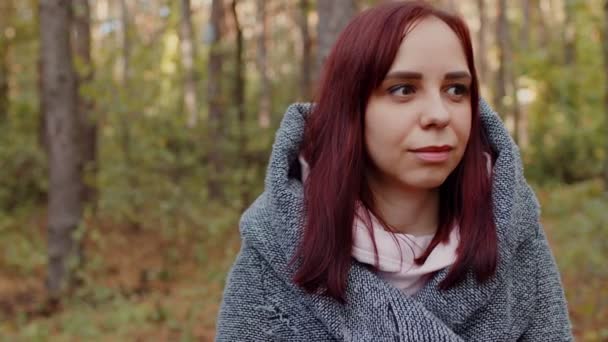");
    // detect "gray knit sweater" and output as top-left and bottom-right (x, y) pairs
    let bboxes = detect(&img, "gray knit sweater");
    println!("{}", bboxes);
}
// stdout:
(215, 100), (573, 341)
